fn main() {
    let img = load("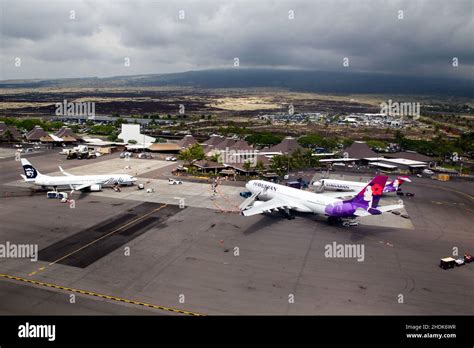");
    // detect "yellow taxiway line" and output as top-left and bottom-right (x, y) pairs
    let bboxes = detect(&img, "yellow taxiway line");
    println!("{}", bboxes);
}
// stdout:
(0, 273), (205, 316)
